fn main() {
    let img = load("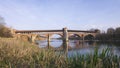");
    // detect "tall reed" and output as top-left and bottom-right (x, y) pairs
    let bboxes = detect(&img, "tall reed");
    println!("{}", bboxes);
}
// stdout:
(68, 48), (120, 68)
